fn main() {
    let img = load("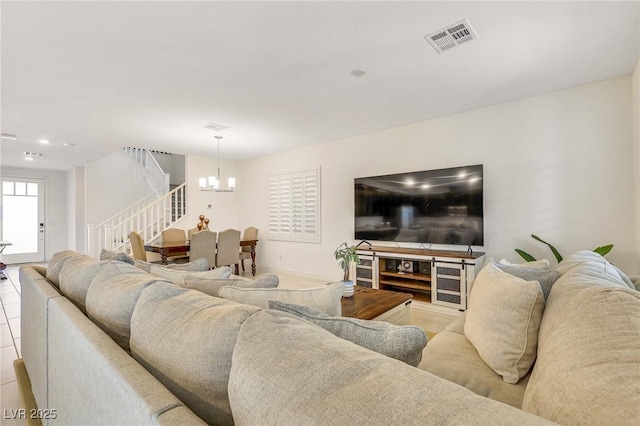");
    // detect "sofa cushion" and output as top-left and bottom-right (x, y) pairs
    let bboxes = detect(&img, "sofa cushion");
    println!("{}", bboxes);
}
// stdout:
(219, 281), (343, 316)
(134, 258), (209, 273)
(490, 259), (560, 300)
(85, 262), (168, 351)
(184, 274), (279, 297)
(149, 265), (231, 284)
(419, 329), (530, 408)
(228, 309), (554, 426)
(554, 250), (633, 289)
(130, 281), (261, 425)
(45, 250), (82, 288)
(522, 257), (640, 425)
(58, 256), (110, 313)
(464, 263), (545, 384)
(269, 300), (427, 366)
(99, 249), (135, 265)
